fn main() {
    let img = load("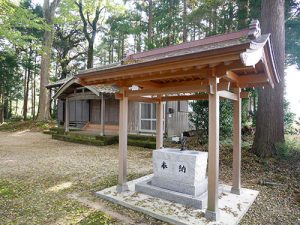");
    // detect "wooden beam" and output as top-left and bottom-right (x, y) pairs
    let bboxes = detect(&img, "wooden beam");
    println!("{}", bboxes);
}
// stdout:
(128, 96), (158, 103)
(218, 91), (238, 101)
(238, 73), (268, 84)
(100, 93), (105, 136)
(225, 71), (240, 83)
(161, 94), (208, 101)
(126, 80), (231, 97)
(80, 53), (242, 85)
(126, 85), (210, 96)
(156, 99), (164, 149)
(115, 93), (123, 100)
(116, 88), (129, 193)
(68, 94), (102, 101)
(64, 98), (69, 132)
(240, 91), (250, 98)
(134, 81), (162, 88)
(205, 77), (220, 221)
(231, 88), (241, 195)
